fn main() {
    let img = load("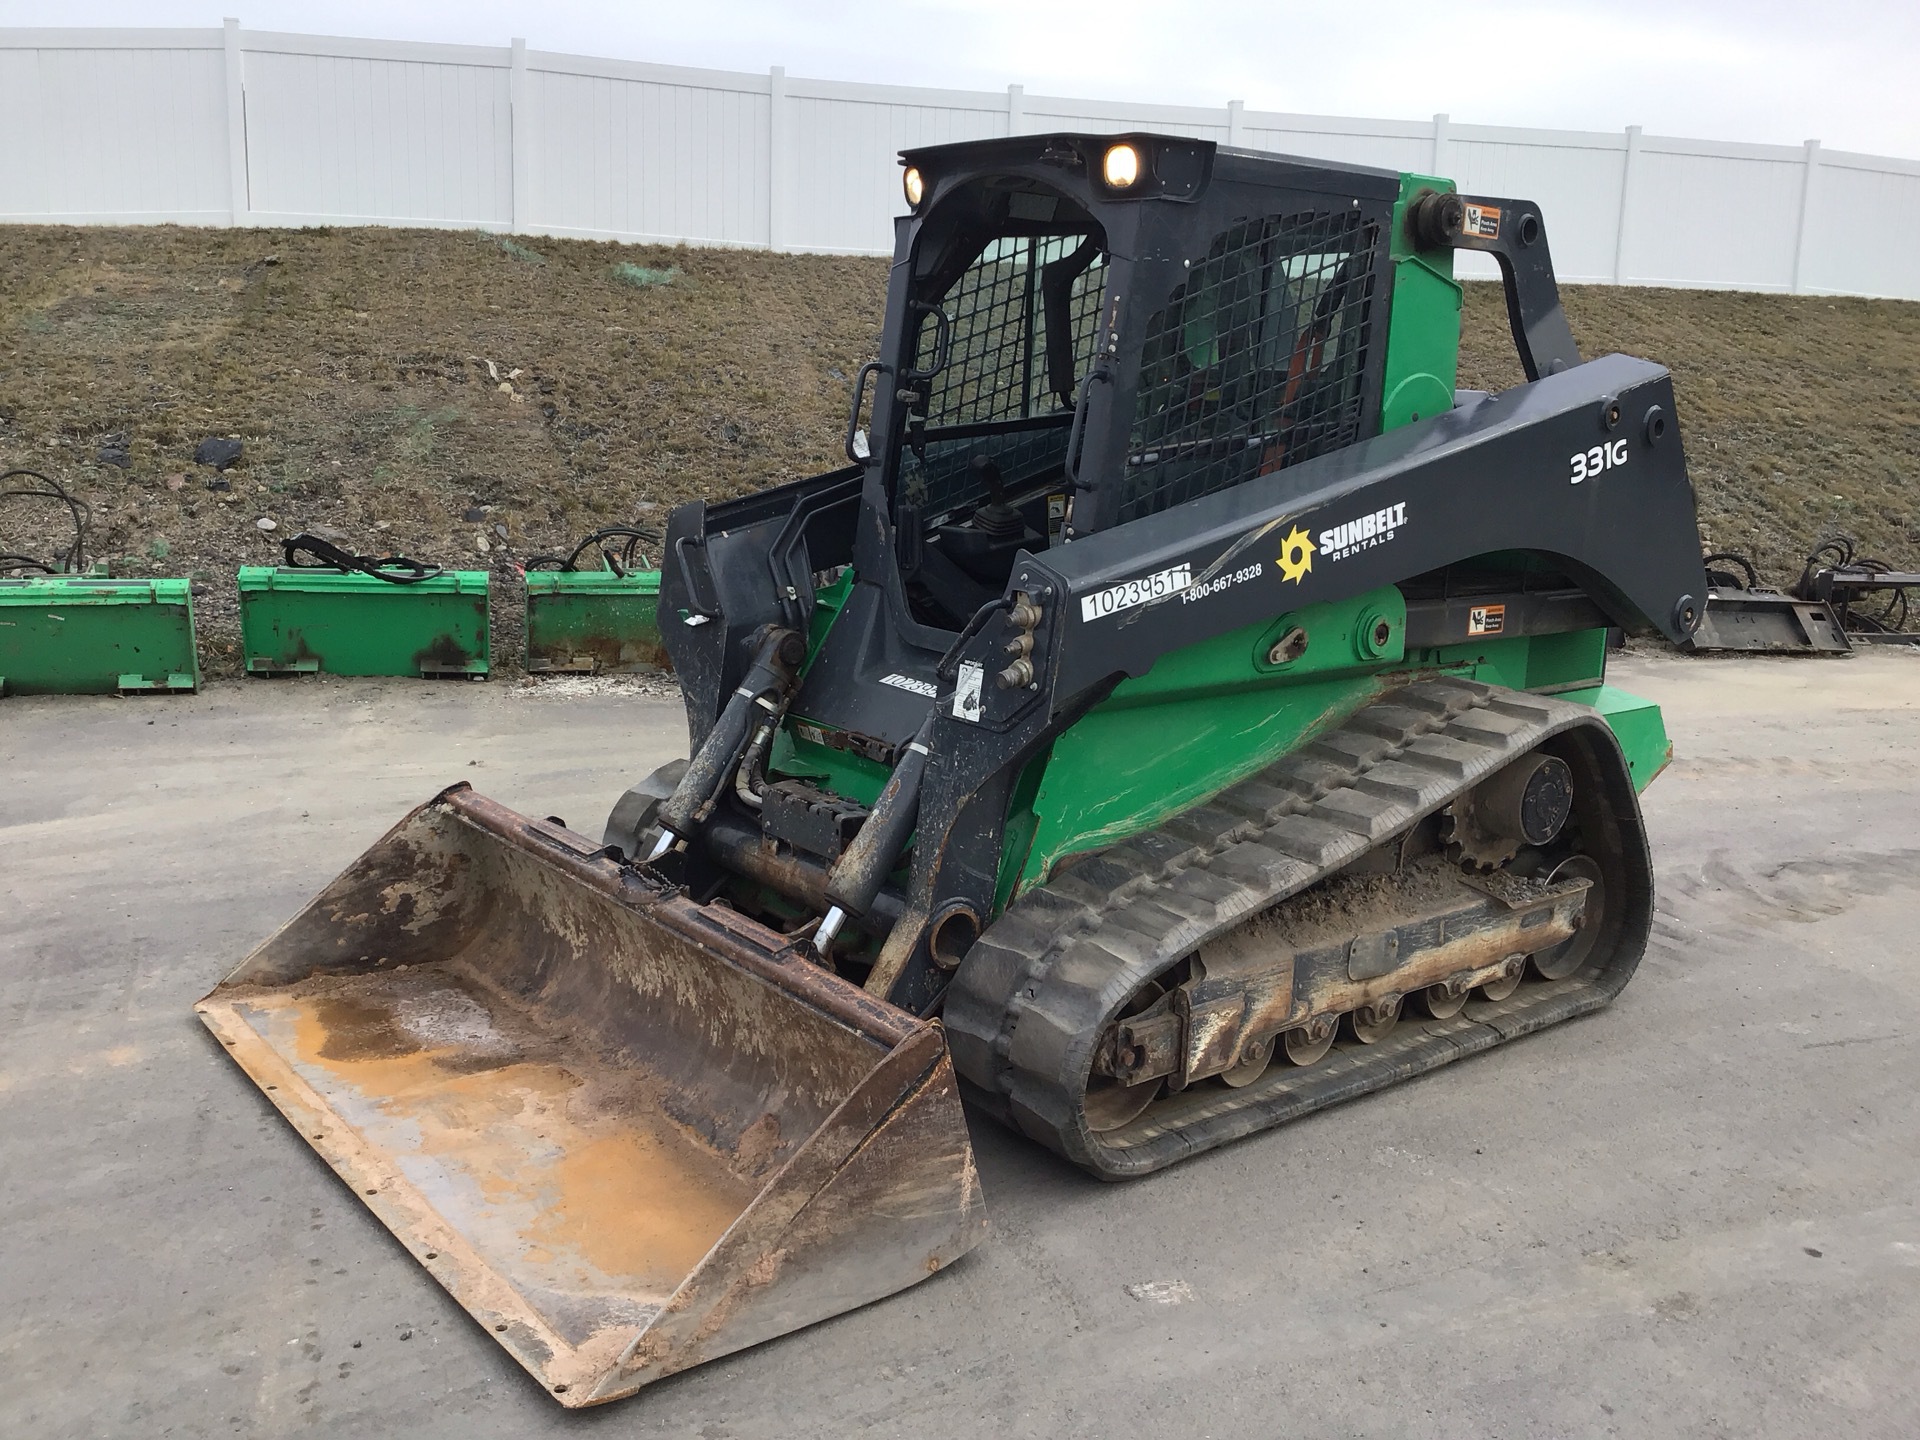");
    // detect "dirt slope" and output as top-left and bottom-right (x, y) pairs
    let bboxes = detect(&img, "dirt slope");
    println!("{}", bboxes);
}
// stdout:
(1, 224), (1914, 674)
